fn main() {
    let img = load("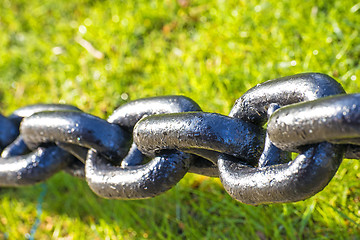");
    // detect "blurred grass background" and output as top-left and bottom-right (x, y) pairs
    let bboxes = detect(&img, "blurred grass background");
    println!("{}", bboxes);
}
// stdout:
(0, 0), (359, 239)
